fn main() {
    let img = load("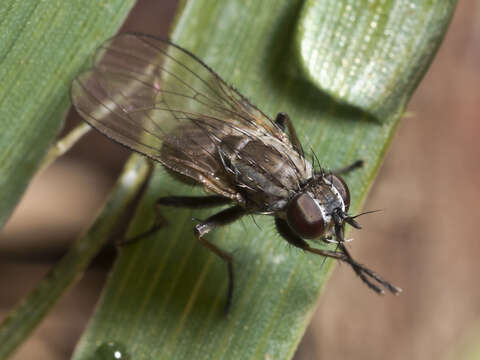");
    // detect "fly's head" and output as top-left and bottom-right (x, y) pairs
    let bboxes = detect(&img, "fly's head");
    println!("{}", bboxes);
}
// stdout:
(285, 173), (361, 242)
